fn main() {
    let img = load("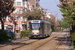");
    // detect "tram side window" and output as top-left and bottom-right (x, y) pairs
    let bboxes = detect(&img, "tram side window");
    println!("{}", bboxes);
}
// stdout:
(49, 24), (50, 31)
(40, 23), (43, 29)
(45, 25), (47, 29)
(47, 24), (50, 32)
(47, 24), (49, 31)
(48, 24), (49, 29)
